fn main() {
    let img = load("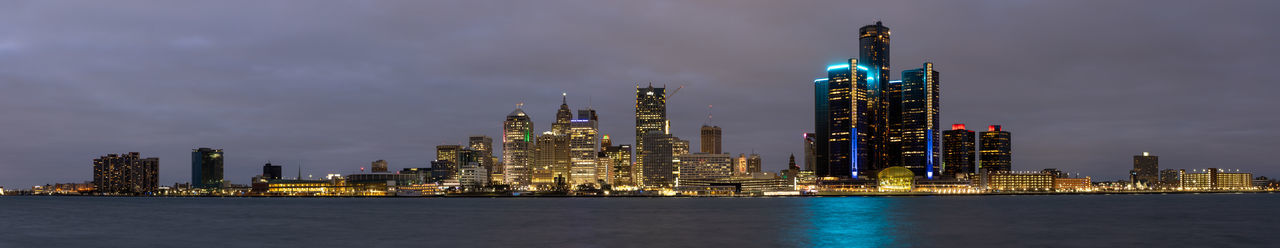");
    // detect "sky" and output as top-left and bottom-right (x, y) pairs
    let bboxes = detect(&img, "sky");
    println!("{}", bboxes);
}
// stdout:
(1, 1), (1278, 188)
